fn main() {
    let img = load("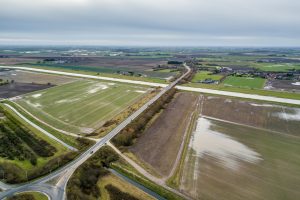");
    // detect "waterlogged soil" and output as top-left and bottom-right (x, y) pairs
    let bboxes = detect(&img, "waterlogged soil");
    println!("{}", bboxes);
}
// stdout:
(180, 117), (300, 200)
(201, 96), (300, 136)
(0, 82), (53, 98)
(265, 79), (300, 92)
(130, 92), (199, 177)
